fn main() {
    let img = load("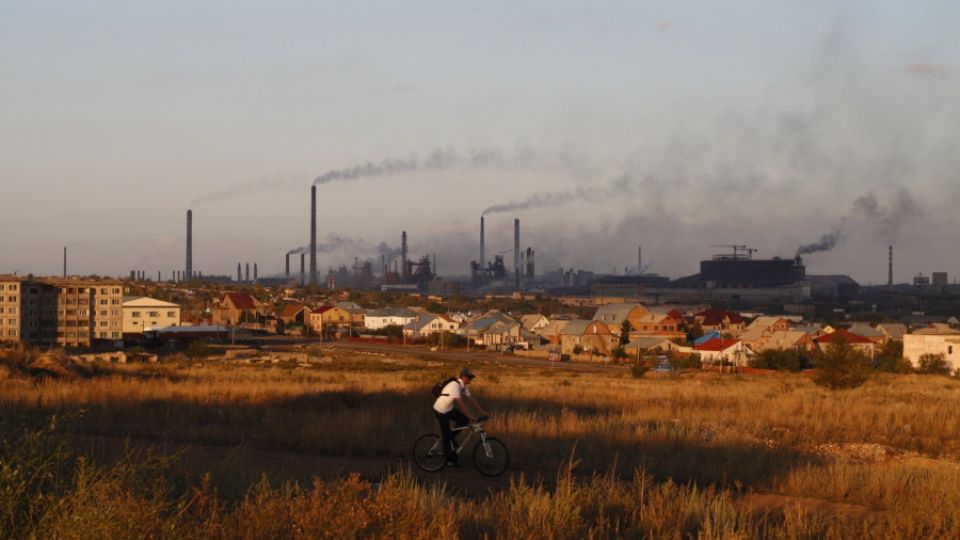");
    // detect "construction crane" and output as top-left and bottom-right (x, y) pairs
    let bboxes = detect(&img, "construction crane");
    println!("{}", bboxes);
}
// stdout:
(710, 244), (758, 260)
